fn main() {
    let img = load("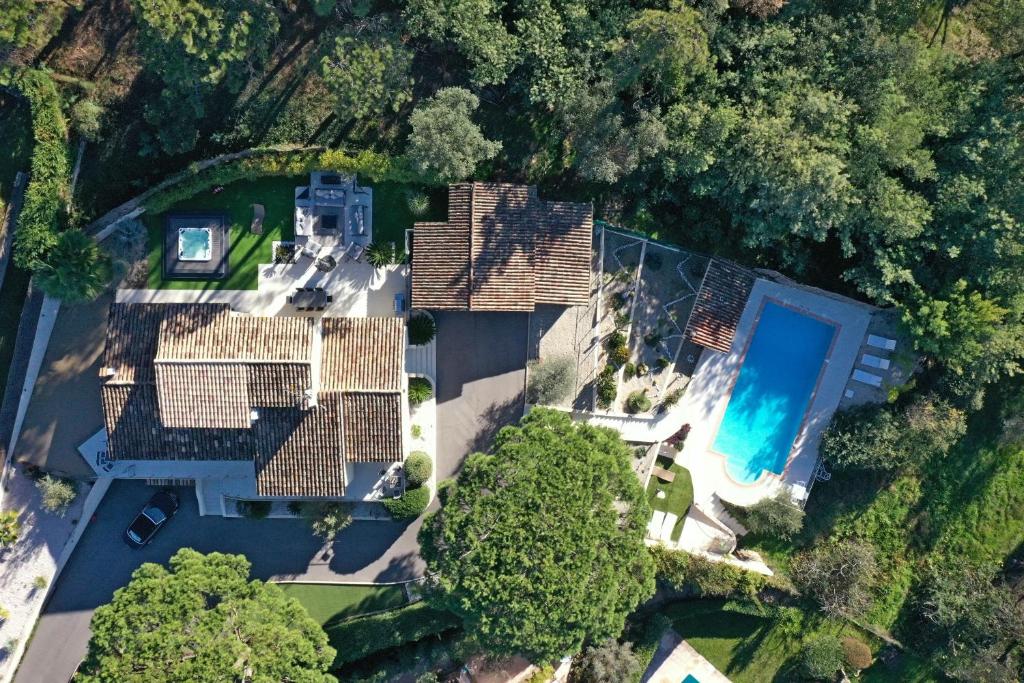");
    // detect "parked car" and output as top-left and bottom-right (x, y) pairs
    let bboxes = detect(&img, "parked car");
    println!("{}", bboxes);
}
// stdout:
(124, 491), (179, 548)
